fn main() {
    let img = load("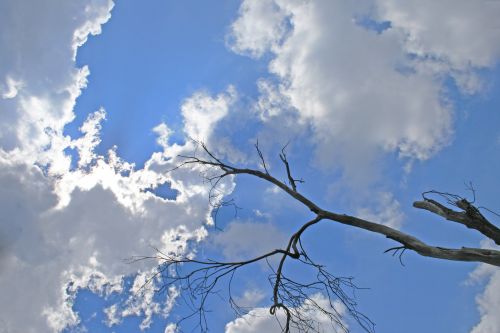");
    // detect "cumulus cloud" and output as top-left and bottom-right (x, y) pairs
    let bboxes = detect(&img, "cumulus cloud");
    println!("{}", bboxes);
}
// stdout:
(181, 86), (237, 143)
(0, 0), (112, 162)
(228, 3), (500, 332)
(229, 0), (500, 180)
(0, 1), (239, 332)
(467, 240), (500, 333)
(0, 150), (228, 333)
(0, 95), (236, 332)
(470, 270), (500, 333)
(228, 0), (289, 58)
(375, 0), (500, 89)
(0, 2), (116, 330)
(225, 293), (347, 333)
(3, 1), (499, 332)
